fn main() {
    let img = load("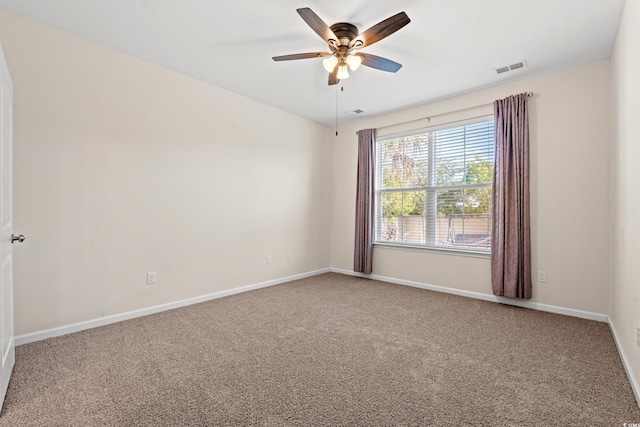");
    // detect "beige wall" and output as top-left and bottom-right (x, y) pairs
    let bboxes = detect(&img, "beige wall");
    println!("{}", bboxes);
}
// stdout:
(611, 0), (640, 398)
(0, 11), (331, 335)
(331, 60), (612, 315)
